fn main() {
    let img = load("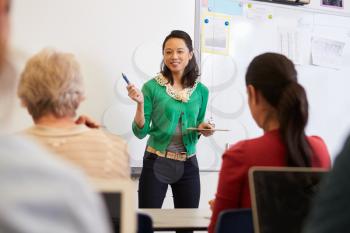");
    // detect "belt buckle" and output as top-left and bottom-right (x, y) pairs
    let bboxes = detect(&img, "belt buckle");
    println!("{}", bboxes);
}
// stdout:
(175, 152), (182, 161)
(165, 151), (187, 161)
(178, 152), (186, 161)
